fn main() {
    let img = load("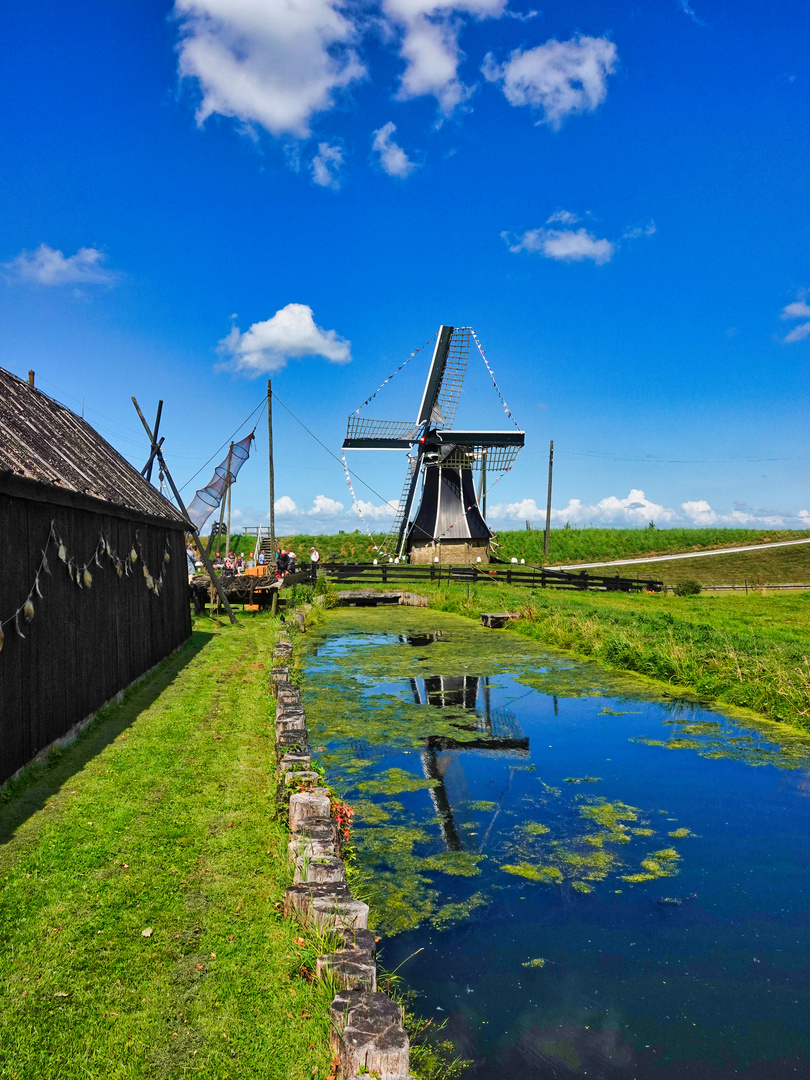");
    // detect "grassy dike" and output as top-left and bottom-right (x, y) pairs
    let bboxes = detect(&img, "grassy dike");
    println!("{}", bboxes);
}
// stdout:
(413, 584), (810, 730)
(0, 613), (336, 1080)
